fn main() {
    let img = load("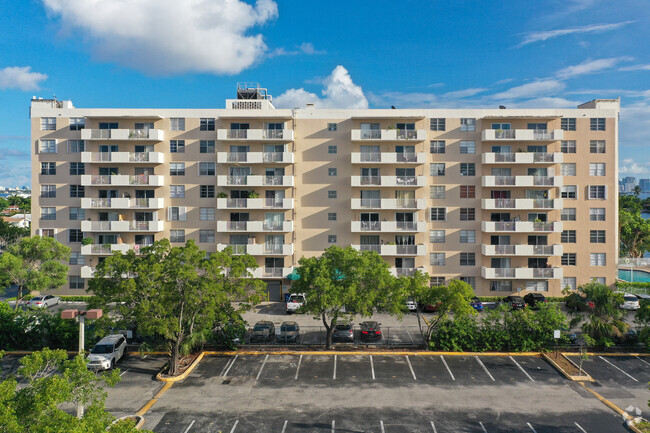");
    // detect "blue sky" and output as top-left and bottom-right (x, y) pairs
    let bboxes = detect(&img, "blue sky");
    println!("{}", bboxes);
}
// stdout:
(1, 0), (649, 187)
